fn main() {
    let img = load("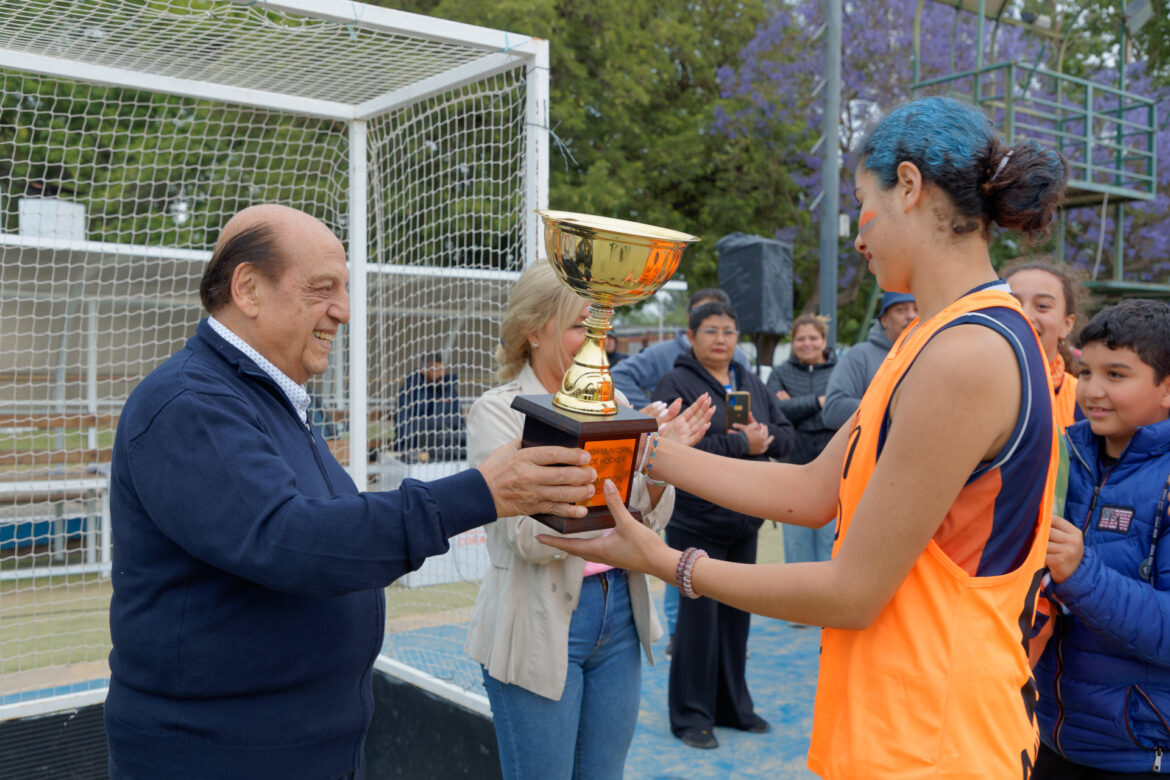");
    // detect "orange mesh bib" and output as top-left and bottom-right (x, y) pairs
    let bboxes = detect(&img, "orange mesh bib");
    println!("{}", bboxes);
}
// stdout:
(807, 289), (1056, 779)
